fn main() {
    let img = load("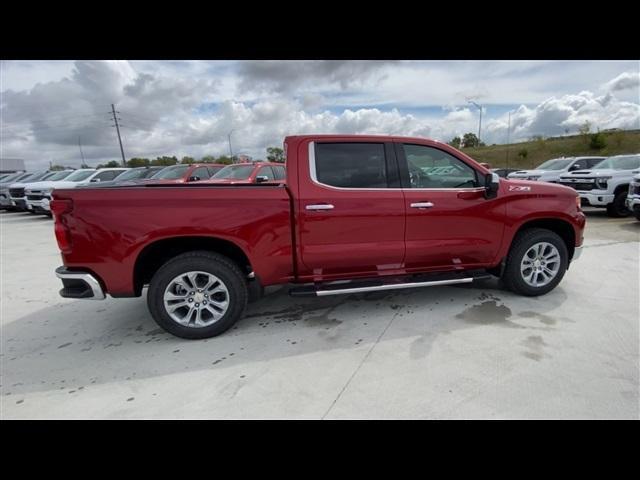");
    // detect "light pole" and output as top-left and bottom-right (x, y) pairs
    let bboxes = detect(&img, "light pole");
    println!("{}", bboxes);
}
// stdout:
(227, 130), (234, 163)
(468, 100), (483, 145)
(506, 110), (512, 168)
